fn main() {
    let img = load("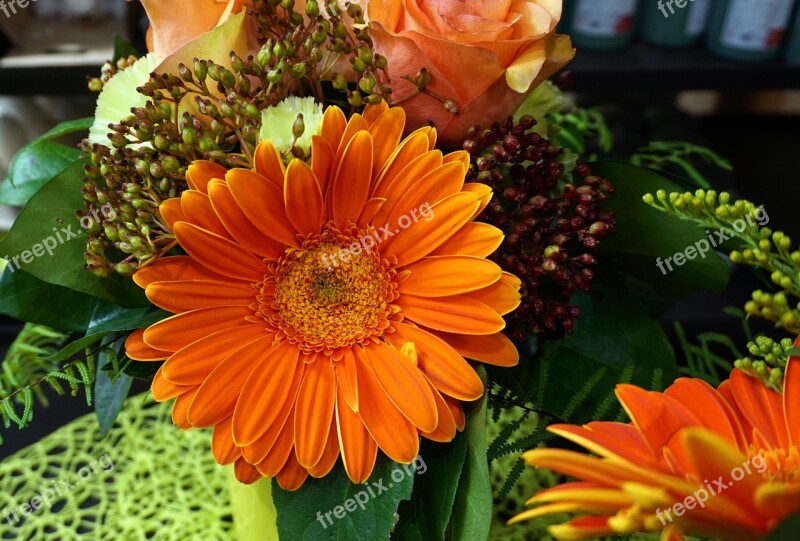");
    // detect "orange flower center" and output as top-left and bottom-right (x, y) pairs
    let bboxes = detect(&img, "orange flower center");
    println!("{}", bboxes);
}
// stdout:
(751, 445), (800, 483)
(260, 226), (399, 356)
